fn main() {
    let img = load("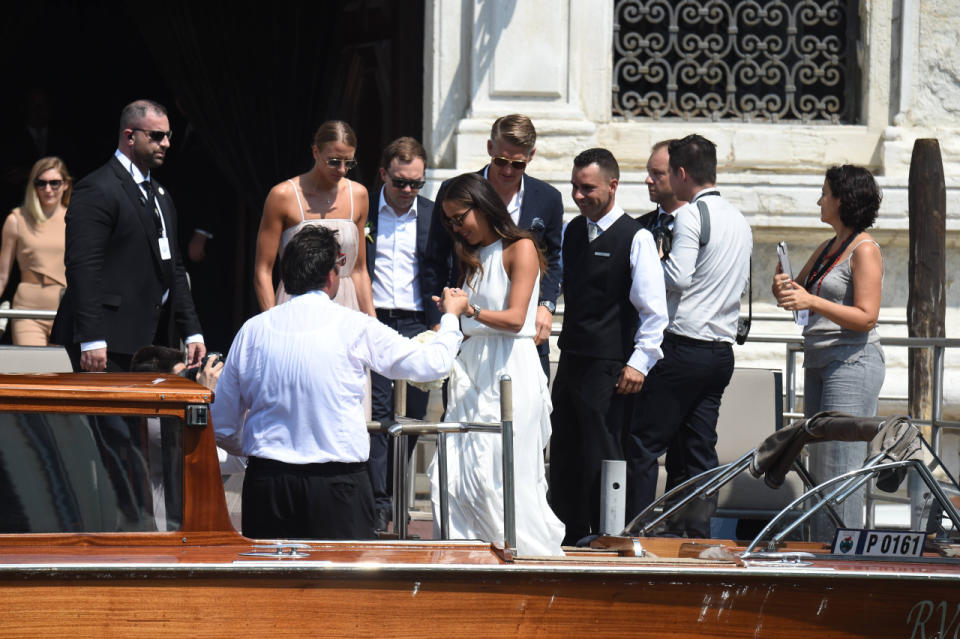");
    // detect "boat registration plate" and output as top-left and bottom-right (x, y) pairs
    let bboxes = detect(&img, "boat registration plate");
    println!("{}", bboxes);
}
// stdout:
(831, 529), (924, 558)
